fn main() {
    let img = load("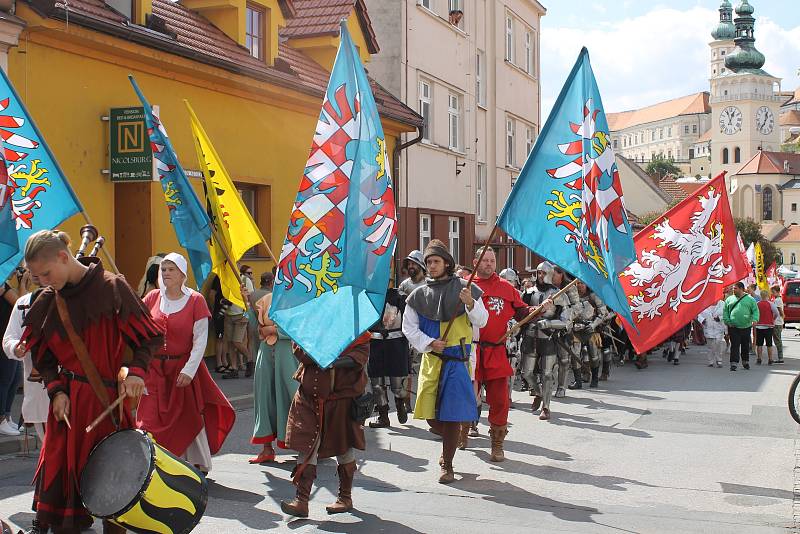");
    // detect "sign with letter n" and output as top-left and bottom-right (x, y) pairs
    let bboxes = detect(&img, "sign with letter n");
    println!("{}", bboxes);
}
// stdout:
(110, 106), (153, 182)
